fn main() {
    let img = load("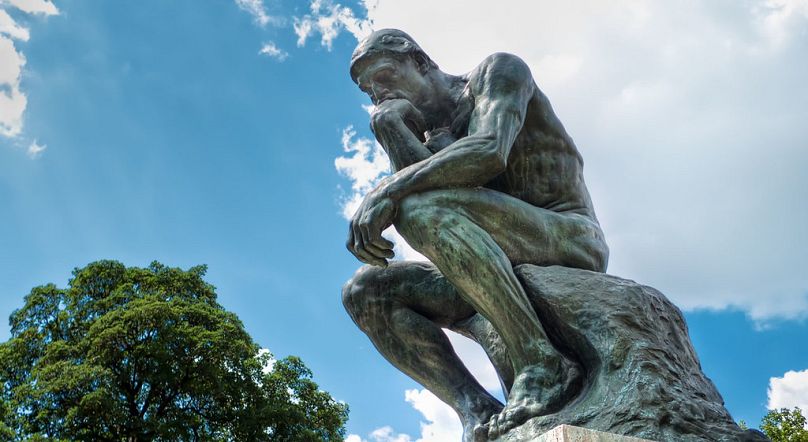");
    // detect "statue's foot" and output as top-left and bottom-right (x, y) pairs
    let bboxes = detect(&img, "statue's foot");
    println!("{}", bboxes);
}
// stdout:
(477, 357), (582, 440)
(461, 399), (502, 442)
